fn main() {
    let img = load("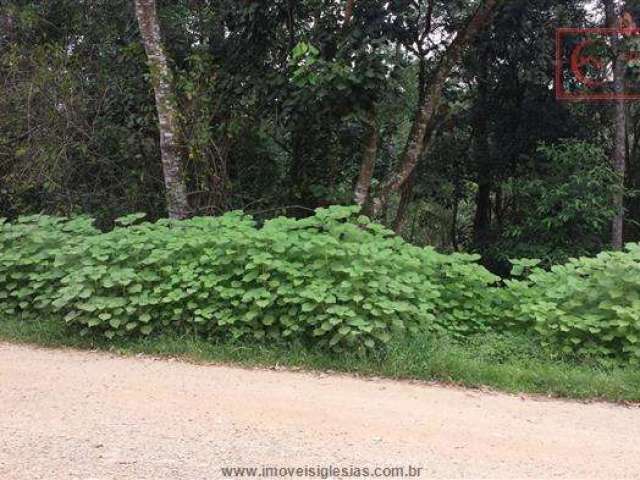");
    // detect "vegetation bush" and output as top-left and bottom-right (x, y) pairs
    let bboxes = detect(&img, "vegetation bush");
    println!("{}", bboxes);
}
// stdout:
(0, 207), (498, 352)
(0, 216), (99, 320)
(2, 207), (640, 363)
(500, 246), (640, 364)
(482, 142), (621, 272)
